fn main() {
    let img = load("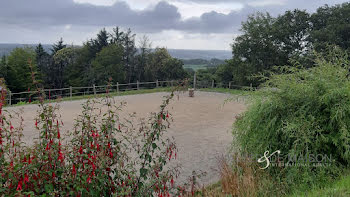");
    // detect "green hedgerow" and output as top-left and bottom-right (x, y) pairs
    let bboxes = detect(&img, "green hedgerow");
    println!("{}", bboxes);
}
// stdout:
(233, 48), (350, 191)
